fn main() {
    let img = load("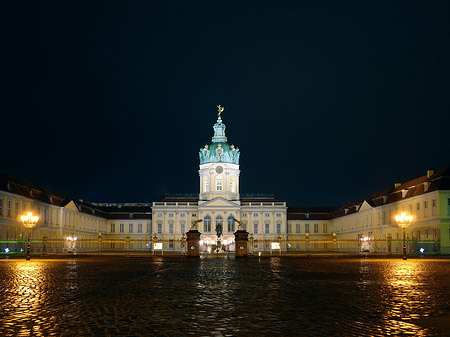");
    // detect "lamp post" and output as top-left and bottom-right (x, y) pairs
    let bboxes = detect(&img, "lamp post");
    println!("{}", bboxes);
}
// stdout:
(395, 212), (413, 260)
(21, 212), (39, 260)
